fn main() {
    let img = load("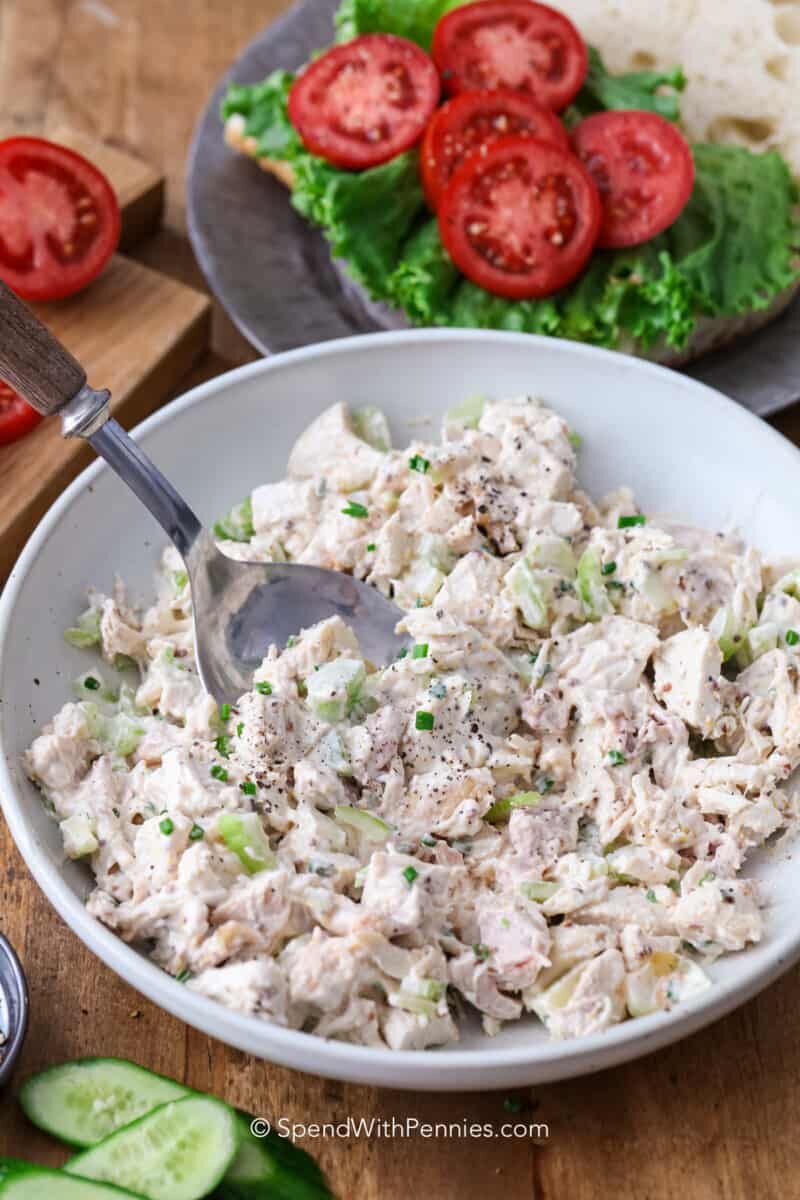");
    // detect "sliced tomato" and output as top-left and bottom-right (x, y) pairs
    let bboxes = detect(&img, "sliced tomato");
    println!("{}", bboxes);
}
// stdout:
(288, 34), (441, 170)
(571, 111), (695, 248)
(438, 134), (601, 299)
(420, 88), (570, 209)
(0, 381), (43, 447)
(432, 0), (588, 111)
(0, 137), (120, 301)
